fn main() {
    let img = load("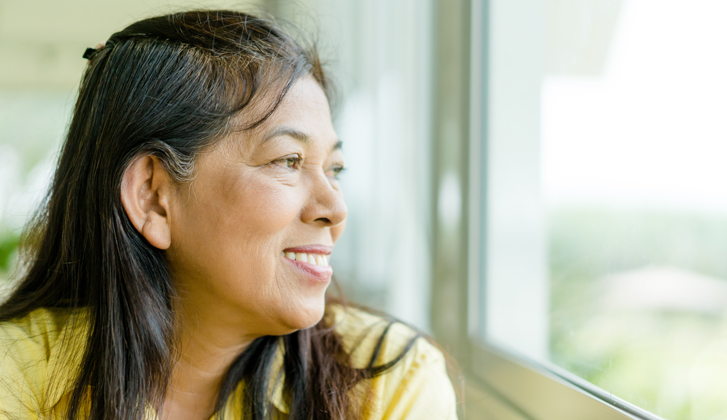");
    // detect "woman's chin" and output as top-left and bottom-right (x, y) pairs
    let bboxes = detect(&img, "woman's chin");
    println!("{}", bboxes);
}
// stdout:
(280, 298), (327, 332)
